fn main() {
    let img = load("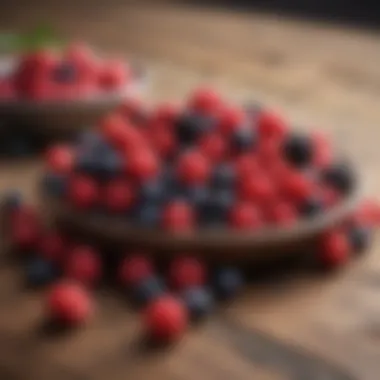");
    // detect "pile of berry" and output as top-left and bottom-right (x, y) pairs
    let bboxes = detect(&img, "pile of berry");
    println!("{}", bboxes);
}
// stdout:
(0, 43), (134, 101)
(44, 88), (356, 232)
